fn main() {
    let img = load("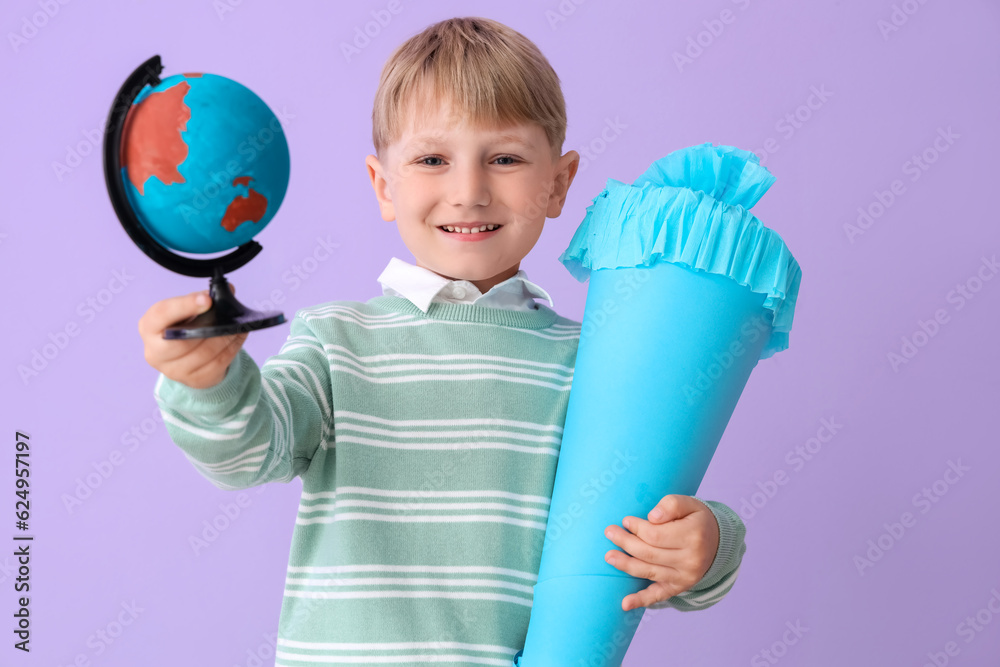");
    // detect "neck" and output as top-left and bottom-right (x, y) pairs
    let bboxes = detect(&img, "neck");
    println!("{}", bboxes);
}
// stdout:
(421, 262), (520, 295)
